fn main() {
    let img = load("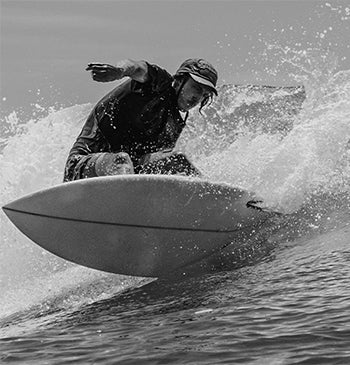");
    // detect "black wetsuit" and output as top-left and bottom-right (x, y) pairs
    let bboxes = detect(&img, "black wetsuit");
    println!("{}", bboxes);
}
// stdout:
(64, 63), (196, 181)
